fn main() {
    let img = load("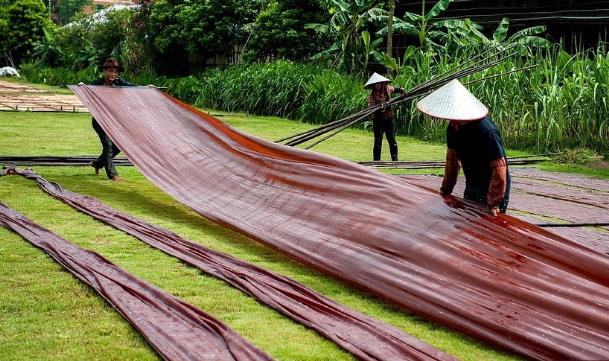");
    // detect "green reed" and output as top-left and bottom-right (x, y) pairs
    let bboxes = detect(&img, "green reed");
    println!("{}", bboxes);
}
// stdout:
(19, 45), (609, 155)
